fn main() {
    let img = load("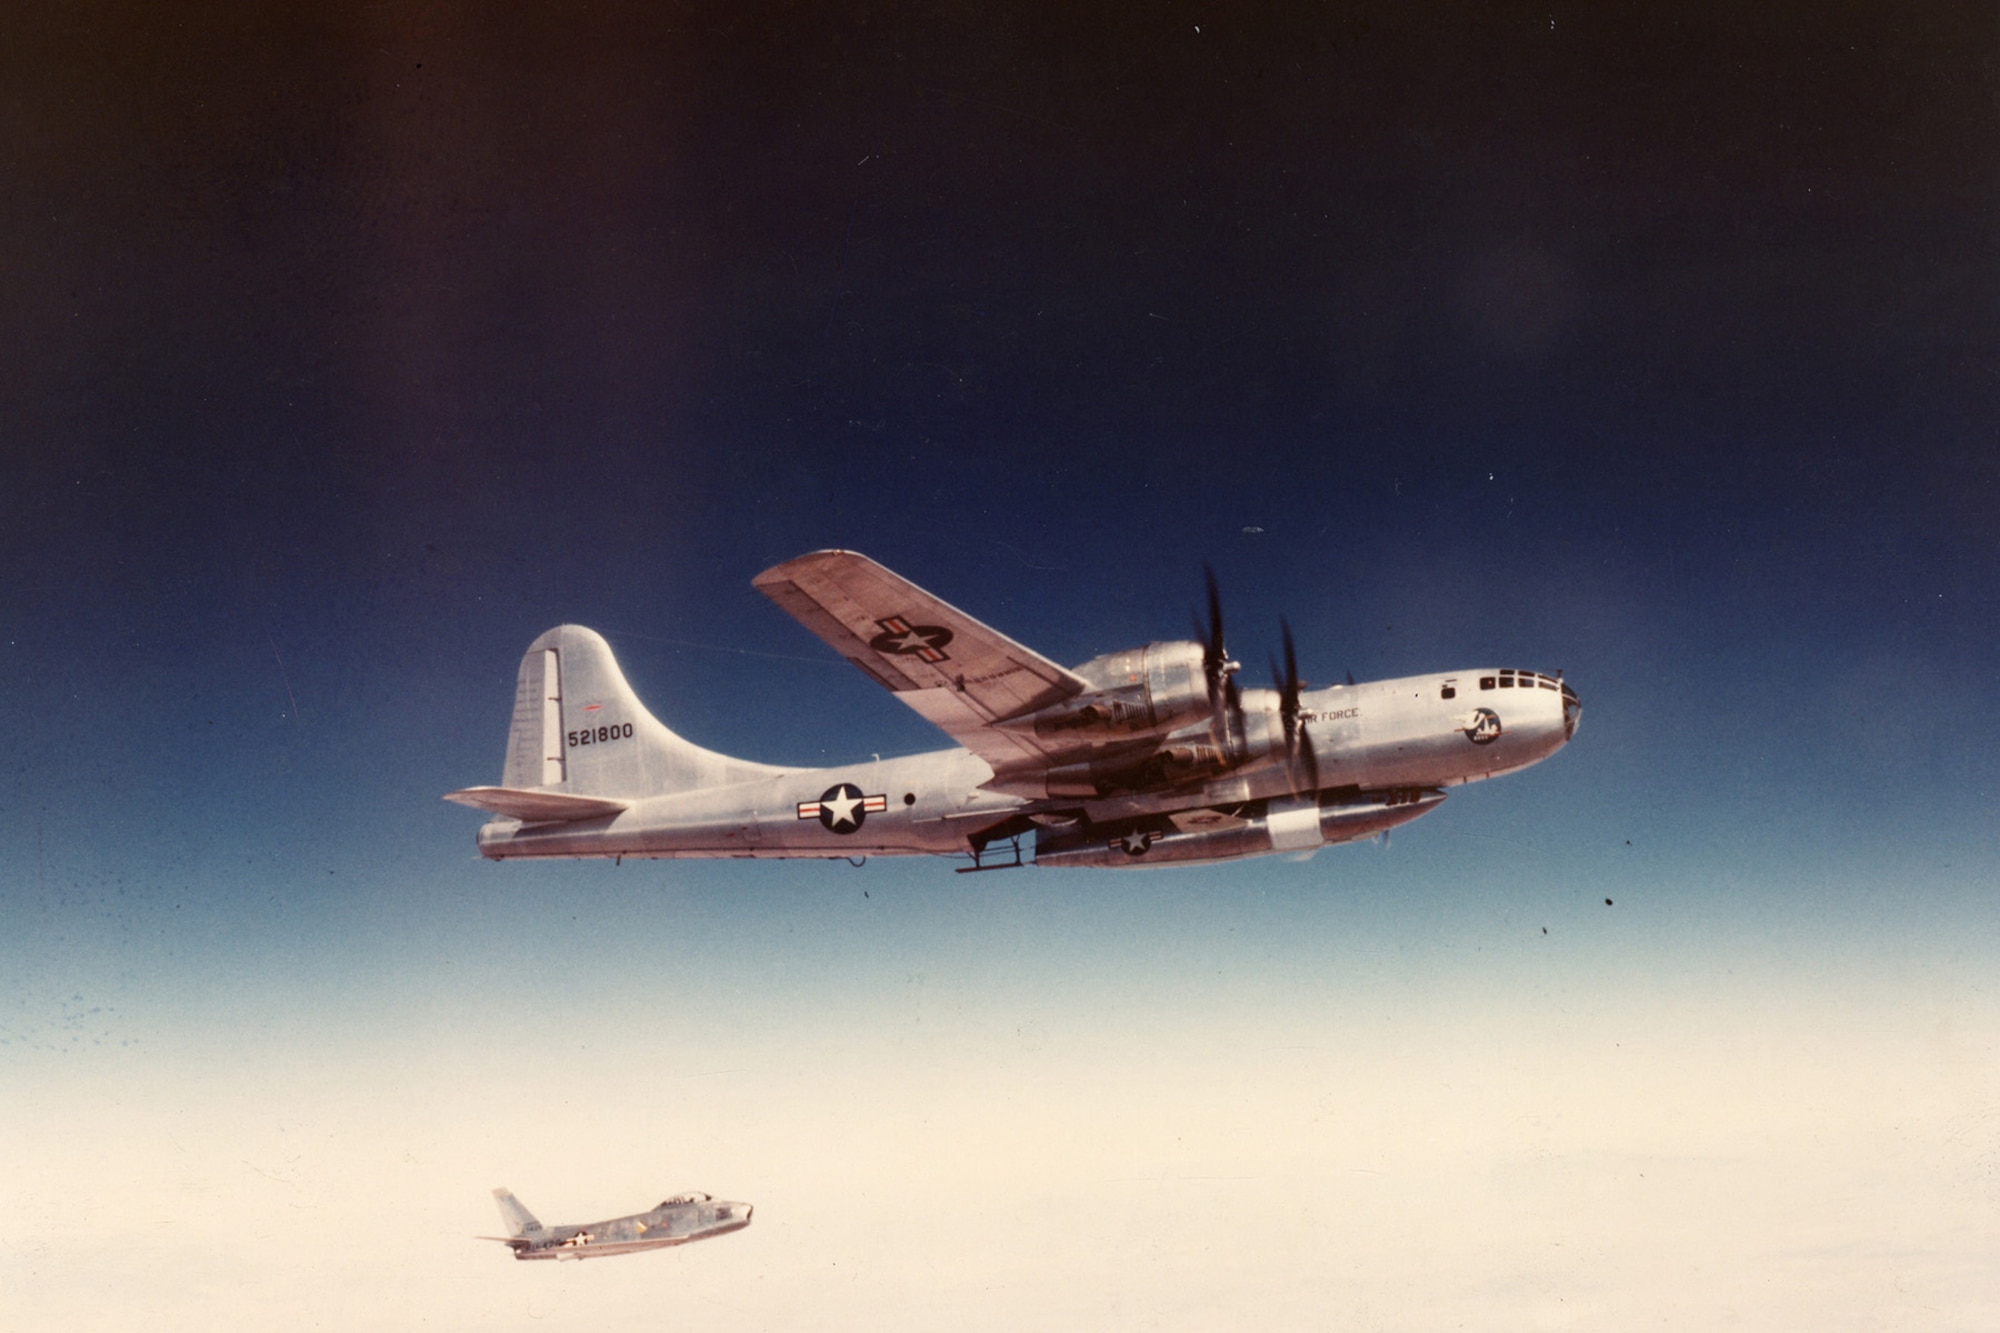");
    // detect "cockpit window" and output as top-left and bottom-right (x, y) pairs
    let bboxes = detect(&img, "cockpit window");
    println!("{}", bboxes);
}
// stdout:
(1479, 676), (1496, 690)
(1441, 680), (1457, 700)
(1498, 675), (1513, 687)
